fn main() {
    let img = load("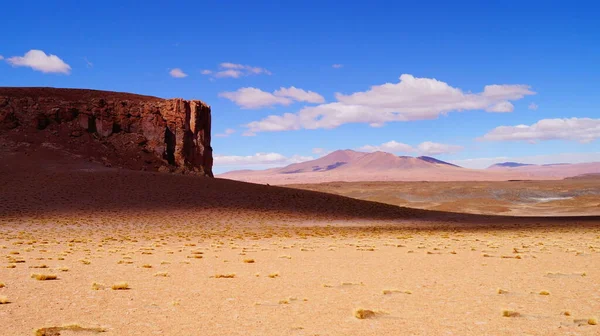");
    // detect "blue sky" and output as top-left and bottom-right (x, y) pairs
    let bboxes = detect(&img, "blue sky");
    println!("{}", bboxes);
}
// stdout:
(1, 1), (598, 173)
